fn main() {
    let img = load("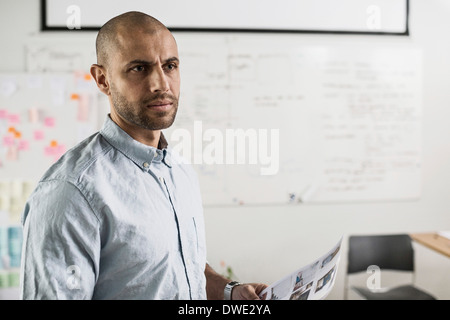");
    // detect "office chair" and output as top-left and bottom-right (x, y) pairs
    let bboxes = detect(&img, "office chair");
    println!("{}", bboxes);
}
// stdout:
(344, 234), (436, 300)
